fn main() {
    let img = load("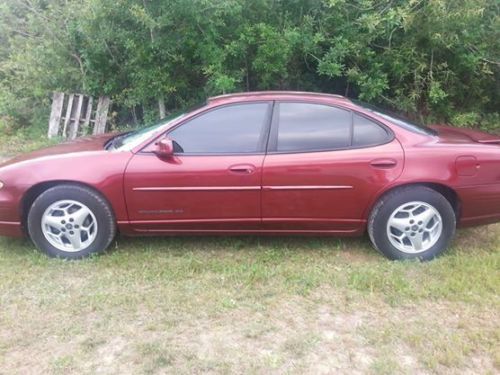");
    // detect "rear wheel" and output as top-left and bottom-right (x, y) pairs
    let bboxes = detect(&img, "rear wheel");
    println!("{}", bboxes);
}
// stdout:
(368, 186), (456, 261)
(27, 185), (116, 259)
